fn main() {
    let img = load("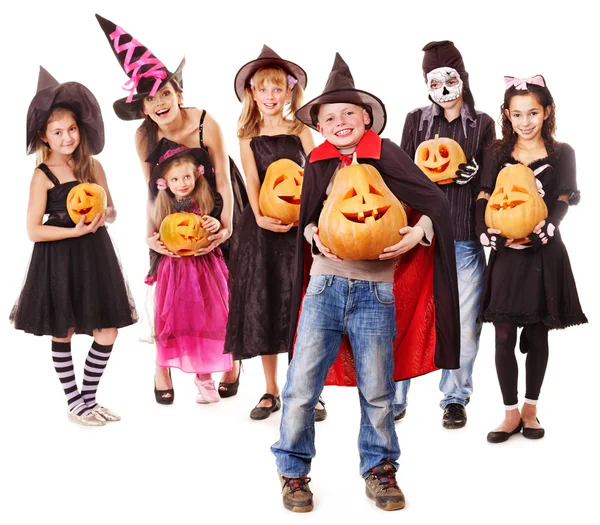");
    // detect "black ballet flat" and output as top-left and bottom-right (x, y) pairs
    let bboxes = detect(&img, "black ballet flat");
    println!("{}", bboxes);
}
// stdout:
(522, 418), (545, 440)
(487, 421), (522, 443)
(249, 394), (281, 420)
(218, 362), (241, 398)
(154, 368), (174, 405)
(315, 397), (327, 422)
